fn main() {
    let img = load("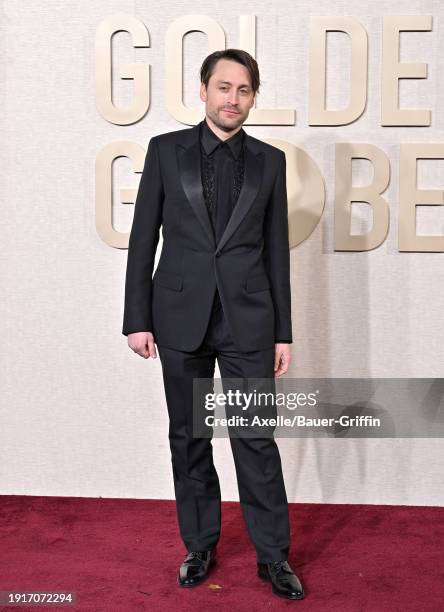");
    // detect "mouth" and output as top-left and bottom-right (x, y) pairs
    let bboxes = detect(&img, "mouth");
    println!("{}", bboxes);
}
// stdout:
(223, 109), (239, 115)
